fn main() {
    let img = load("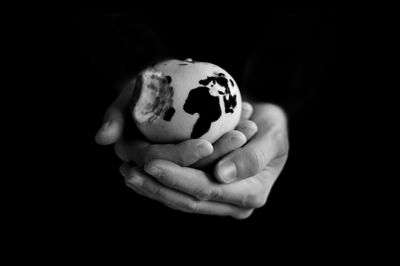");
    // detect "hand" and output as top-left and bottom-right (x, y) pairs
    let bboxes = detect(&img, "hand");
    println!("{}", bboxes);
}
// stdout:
(121, 103), (289, 219)
(95, 78), (136, 146)
(95, 78), (258, 170)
